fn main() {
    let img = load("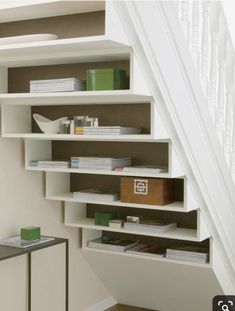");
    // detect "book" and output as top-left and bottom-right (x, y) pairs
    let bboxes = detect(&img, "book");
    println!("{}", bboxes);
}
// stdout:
(30, 78), (85, 93)
(124, 219), (177, 233)
(78, 157), (131, 170)
(109, 219), (124, 228)
(166, 245), (209, 259)
(37, 161), (69, 168)
(83, 127), (141, 135)
(166, 254), (209, 264)
(88, 236), (139, 252)
(126, 243), (165, 258)
(73, 189), (120, 202)
(123, 165), (168, 174)
(29, 160), (69, 168)
(0, 236), (55, 249)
